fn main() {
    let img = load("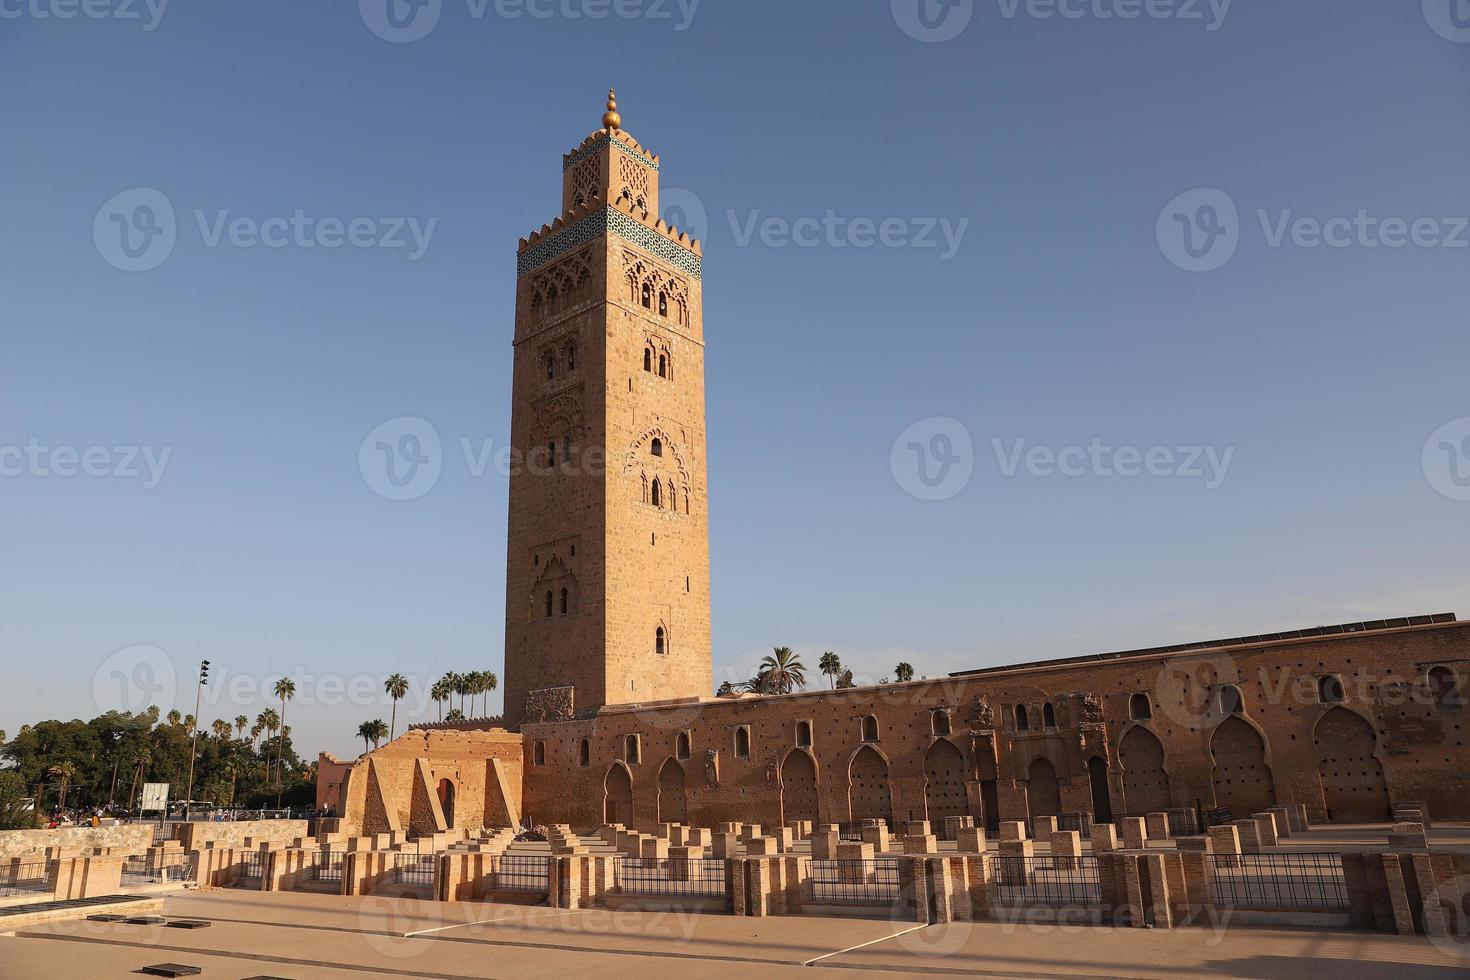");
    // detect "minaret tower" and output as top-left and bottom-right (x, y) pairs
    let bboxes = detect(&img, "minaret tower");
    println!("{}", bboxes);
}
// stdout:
(503, 91), (712, 727)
